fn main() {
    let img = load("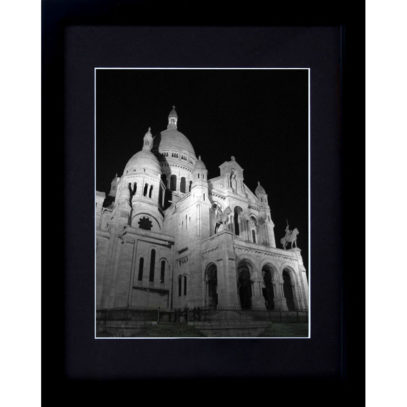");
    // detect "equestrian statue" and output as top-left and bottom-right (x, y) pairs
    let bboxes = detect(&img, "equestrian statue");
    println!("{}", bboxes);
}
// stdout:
(280, 221), (299, 250)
